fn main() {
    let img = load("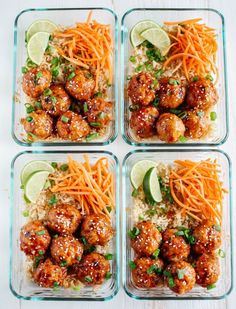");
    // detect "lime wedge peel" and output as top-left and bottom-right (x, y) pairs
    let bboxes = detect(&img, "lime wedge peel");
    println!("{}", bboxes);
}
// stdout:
(140, 27), (171, 56)
(130, 20), (160, 47)
(143, 167), (162, 203)
(130, 160), (157, 189)
(26, 19), (58, 42)
(27, 31), (50, 65)
(21, 160), (54, 186)
(24, 170), (50, 203)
